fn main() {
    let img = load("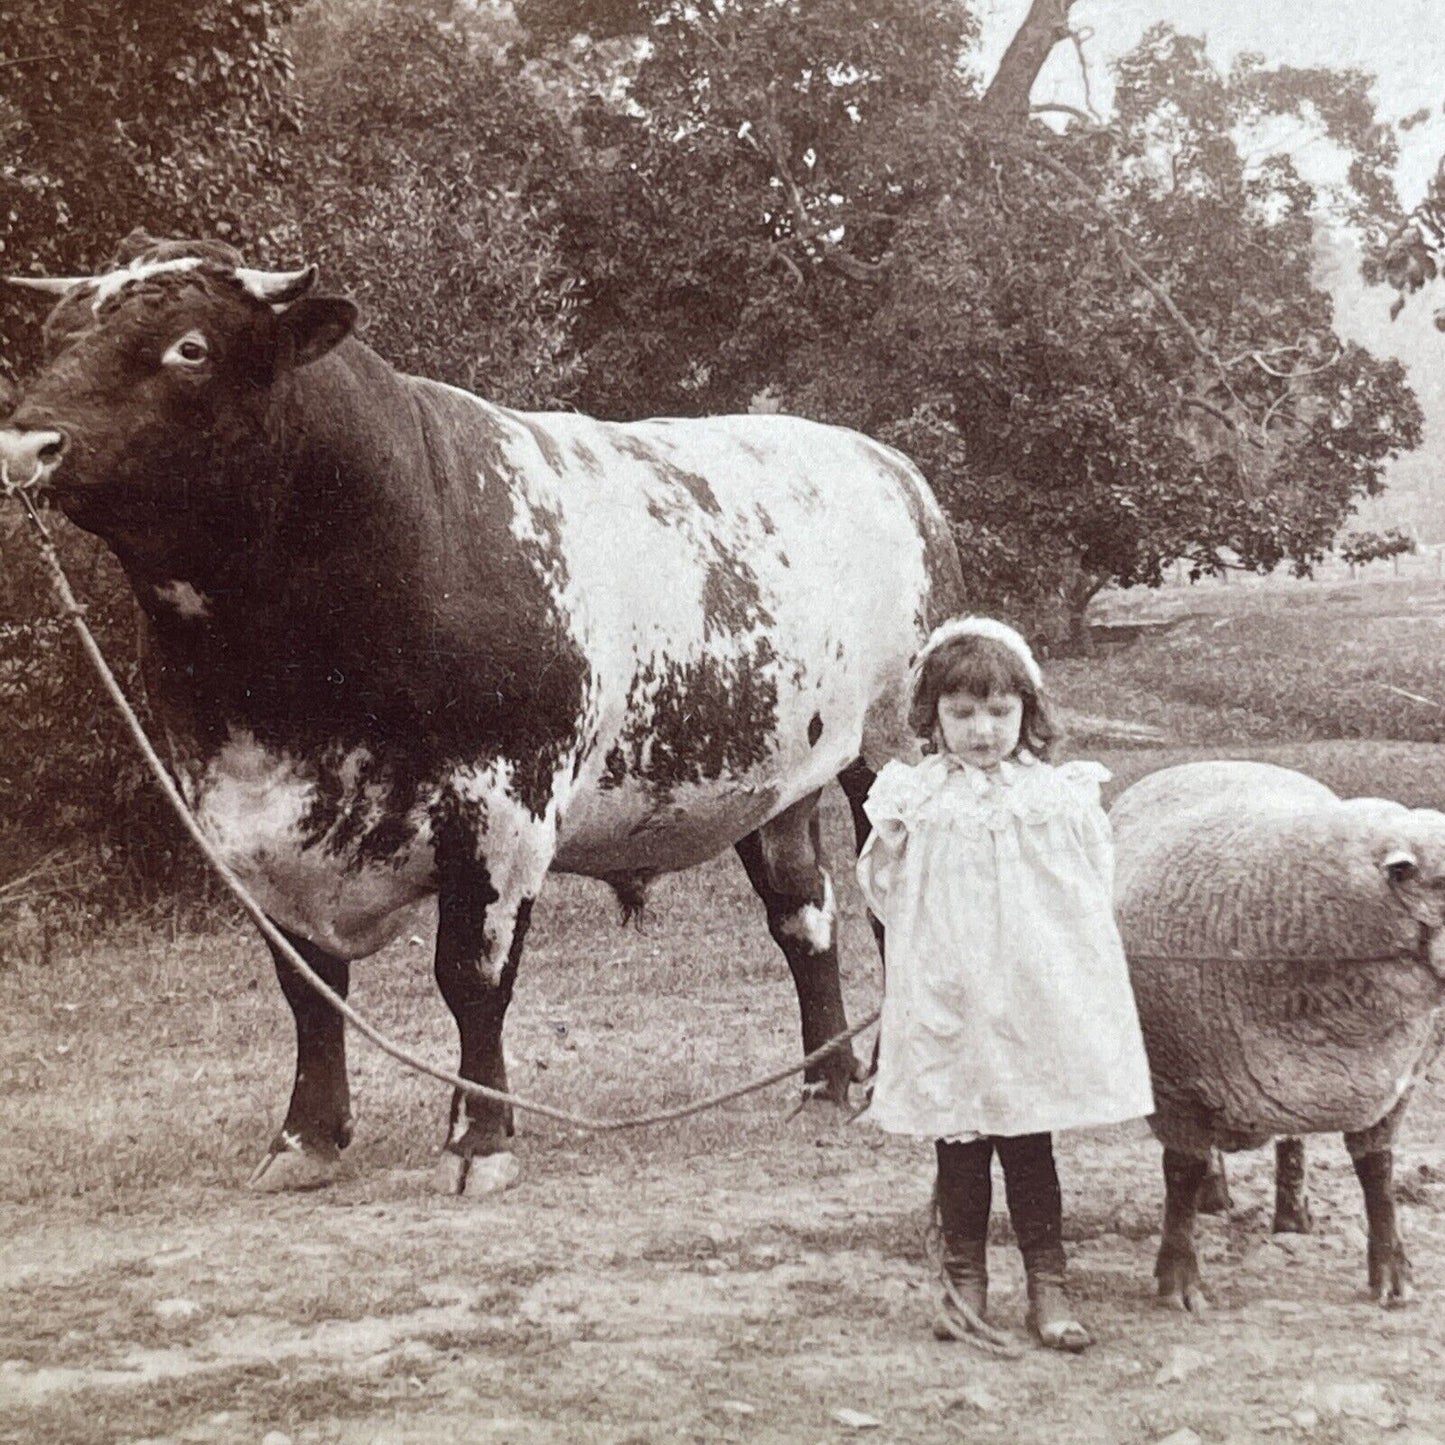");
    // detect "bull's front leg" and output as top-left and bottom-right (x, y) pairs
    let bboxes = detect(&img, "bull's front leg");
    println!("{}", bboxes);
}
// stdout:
(1346, 1101), (1413, 1306)
(249, 925), (354, 1192)
(431, 790), (554, 1196)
